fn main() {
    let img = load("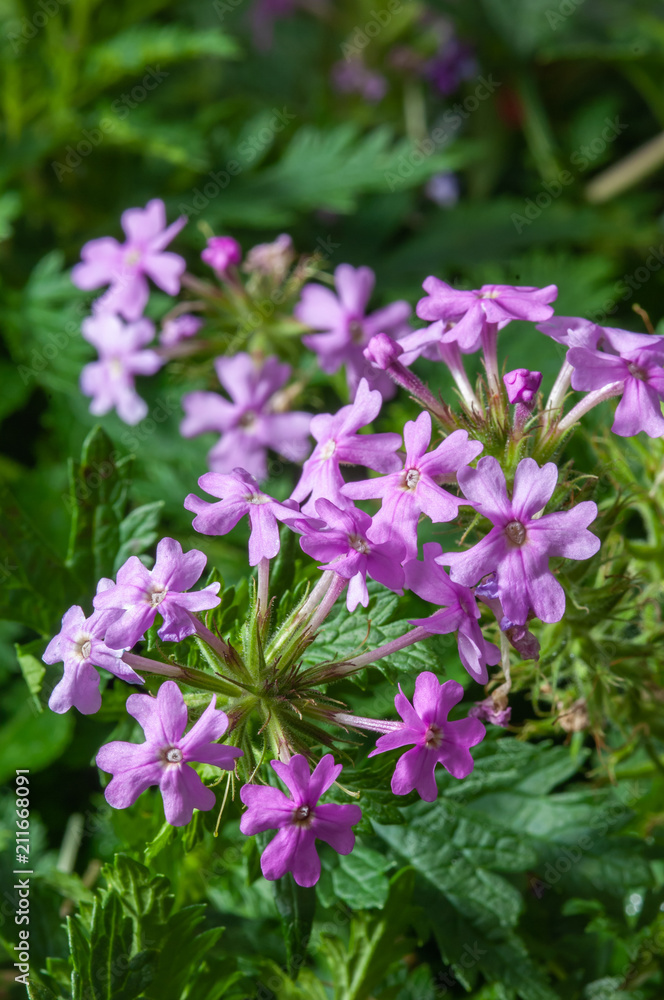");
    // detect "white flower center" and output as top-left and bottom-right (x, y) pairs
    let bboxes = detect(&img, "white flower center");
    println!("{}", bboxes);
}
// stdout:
(320, 439), (336, 460)
(348, 319), (364, 344)
(244, 493), (270, 505)
(505, 520), (527, 546)
(165, 747), (183, 763)
(75, 633), (93, 660)
(480, 290), (500, 299)
(405, 468), (420, 490)
(348, 533), (370, 554)
(124, 249), (142, 267)
(627, 362), (647, 381)
(109, 359), (124, 379)
(293, 804), (313, 826)
(148, 584), (168, 607)
(423, 724), (443, 749)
